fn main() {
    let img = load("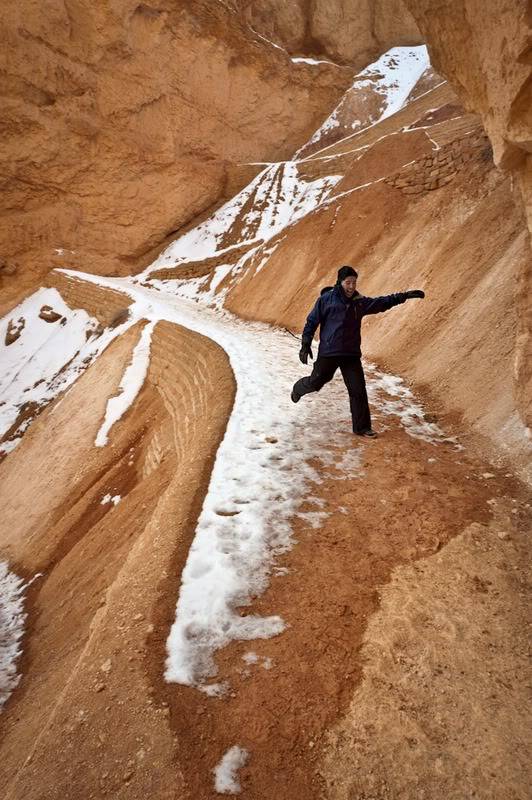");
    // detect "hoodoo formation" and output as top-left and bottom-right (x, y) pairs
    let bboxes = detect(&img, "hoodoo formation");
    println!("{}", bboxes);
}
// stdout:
(0, 3), (530, 800)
